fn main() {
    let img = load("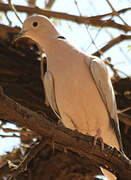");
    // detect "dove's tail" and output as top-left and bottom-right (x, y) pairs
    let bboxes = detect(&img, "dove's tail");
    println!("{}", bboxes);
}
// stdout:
(101, 167), (116, 180)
